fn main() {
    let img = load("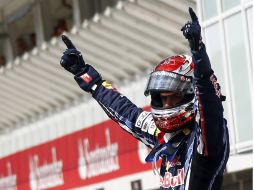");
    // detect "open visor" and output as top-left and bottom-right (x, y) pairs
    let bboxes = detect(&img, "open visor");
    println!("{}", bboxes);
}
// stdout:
(144, 71), (194, 96)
